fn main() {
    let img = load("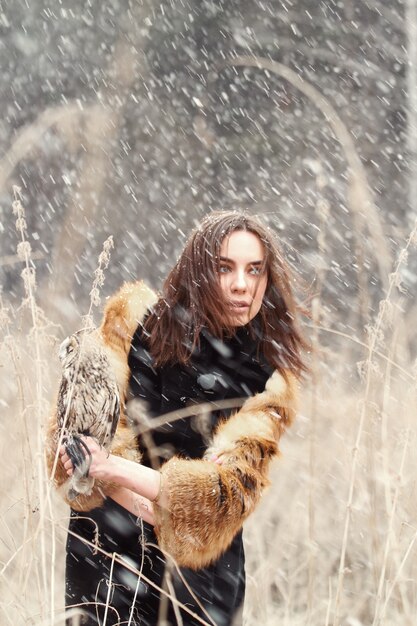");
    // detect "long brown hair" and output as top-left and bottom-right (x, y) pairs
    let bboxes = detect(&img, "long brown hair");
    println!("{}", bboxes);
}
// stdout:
(143, 211), (308, 376)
